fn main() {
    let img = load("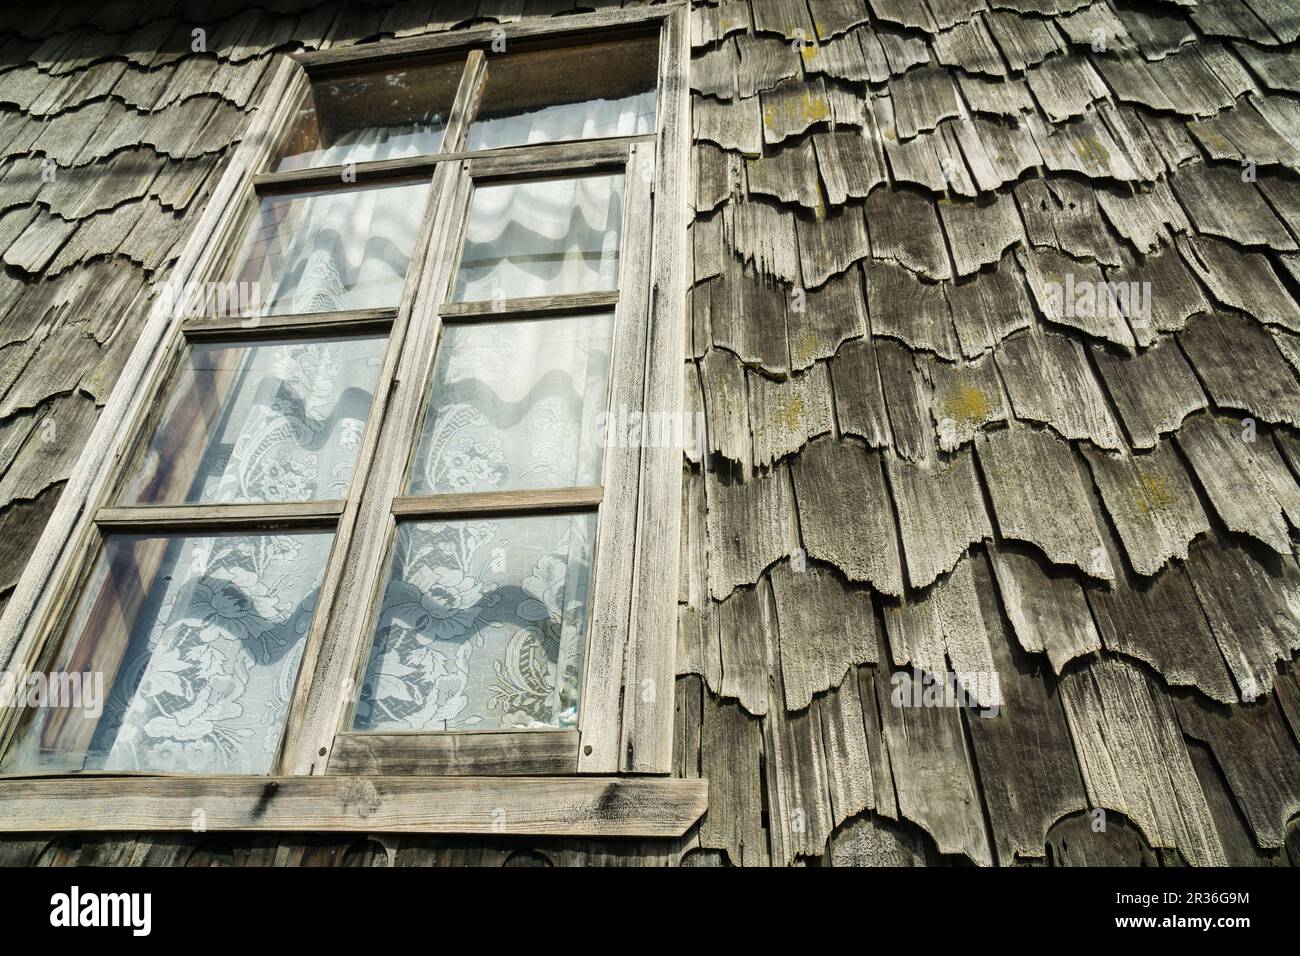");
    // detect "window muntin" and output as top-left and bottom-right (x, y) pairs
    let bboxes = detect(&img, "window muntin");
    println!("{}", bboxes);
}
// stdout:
(353, 512), (596, 732)
(0, 530), (334, 775)
(467, 38), (658, 152)
(272, 59), (464, 172)
(451, 174), (625, 302)
(225, 180), (430, 316)
(407, 314), (614, 495)
(121, 336), (387, 505)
